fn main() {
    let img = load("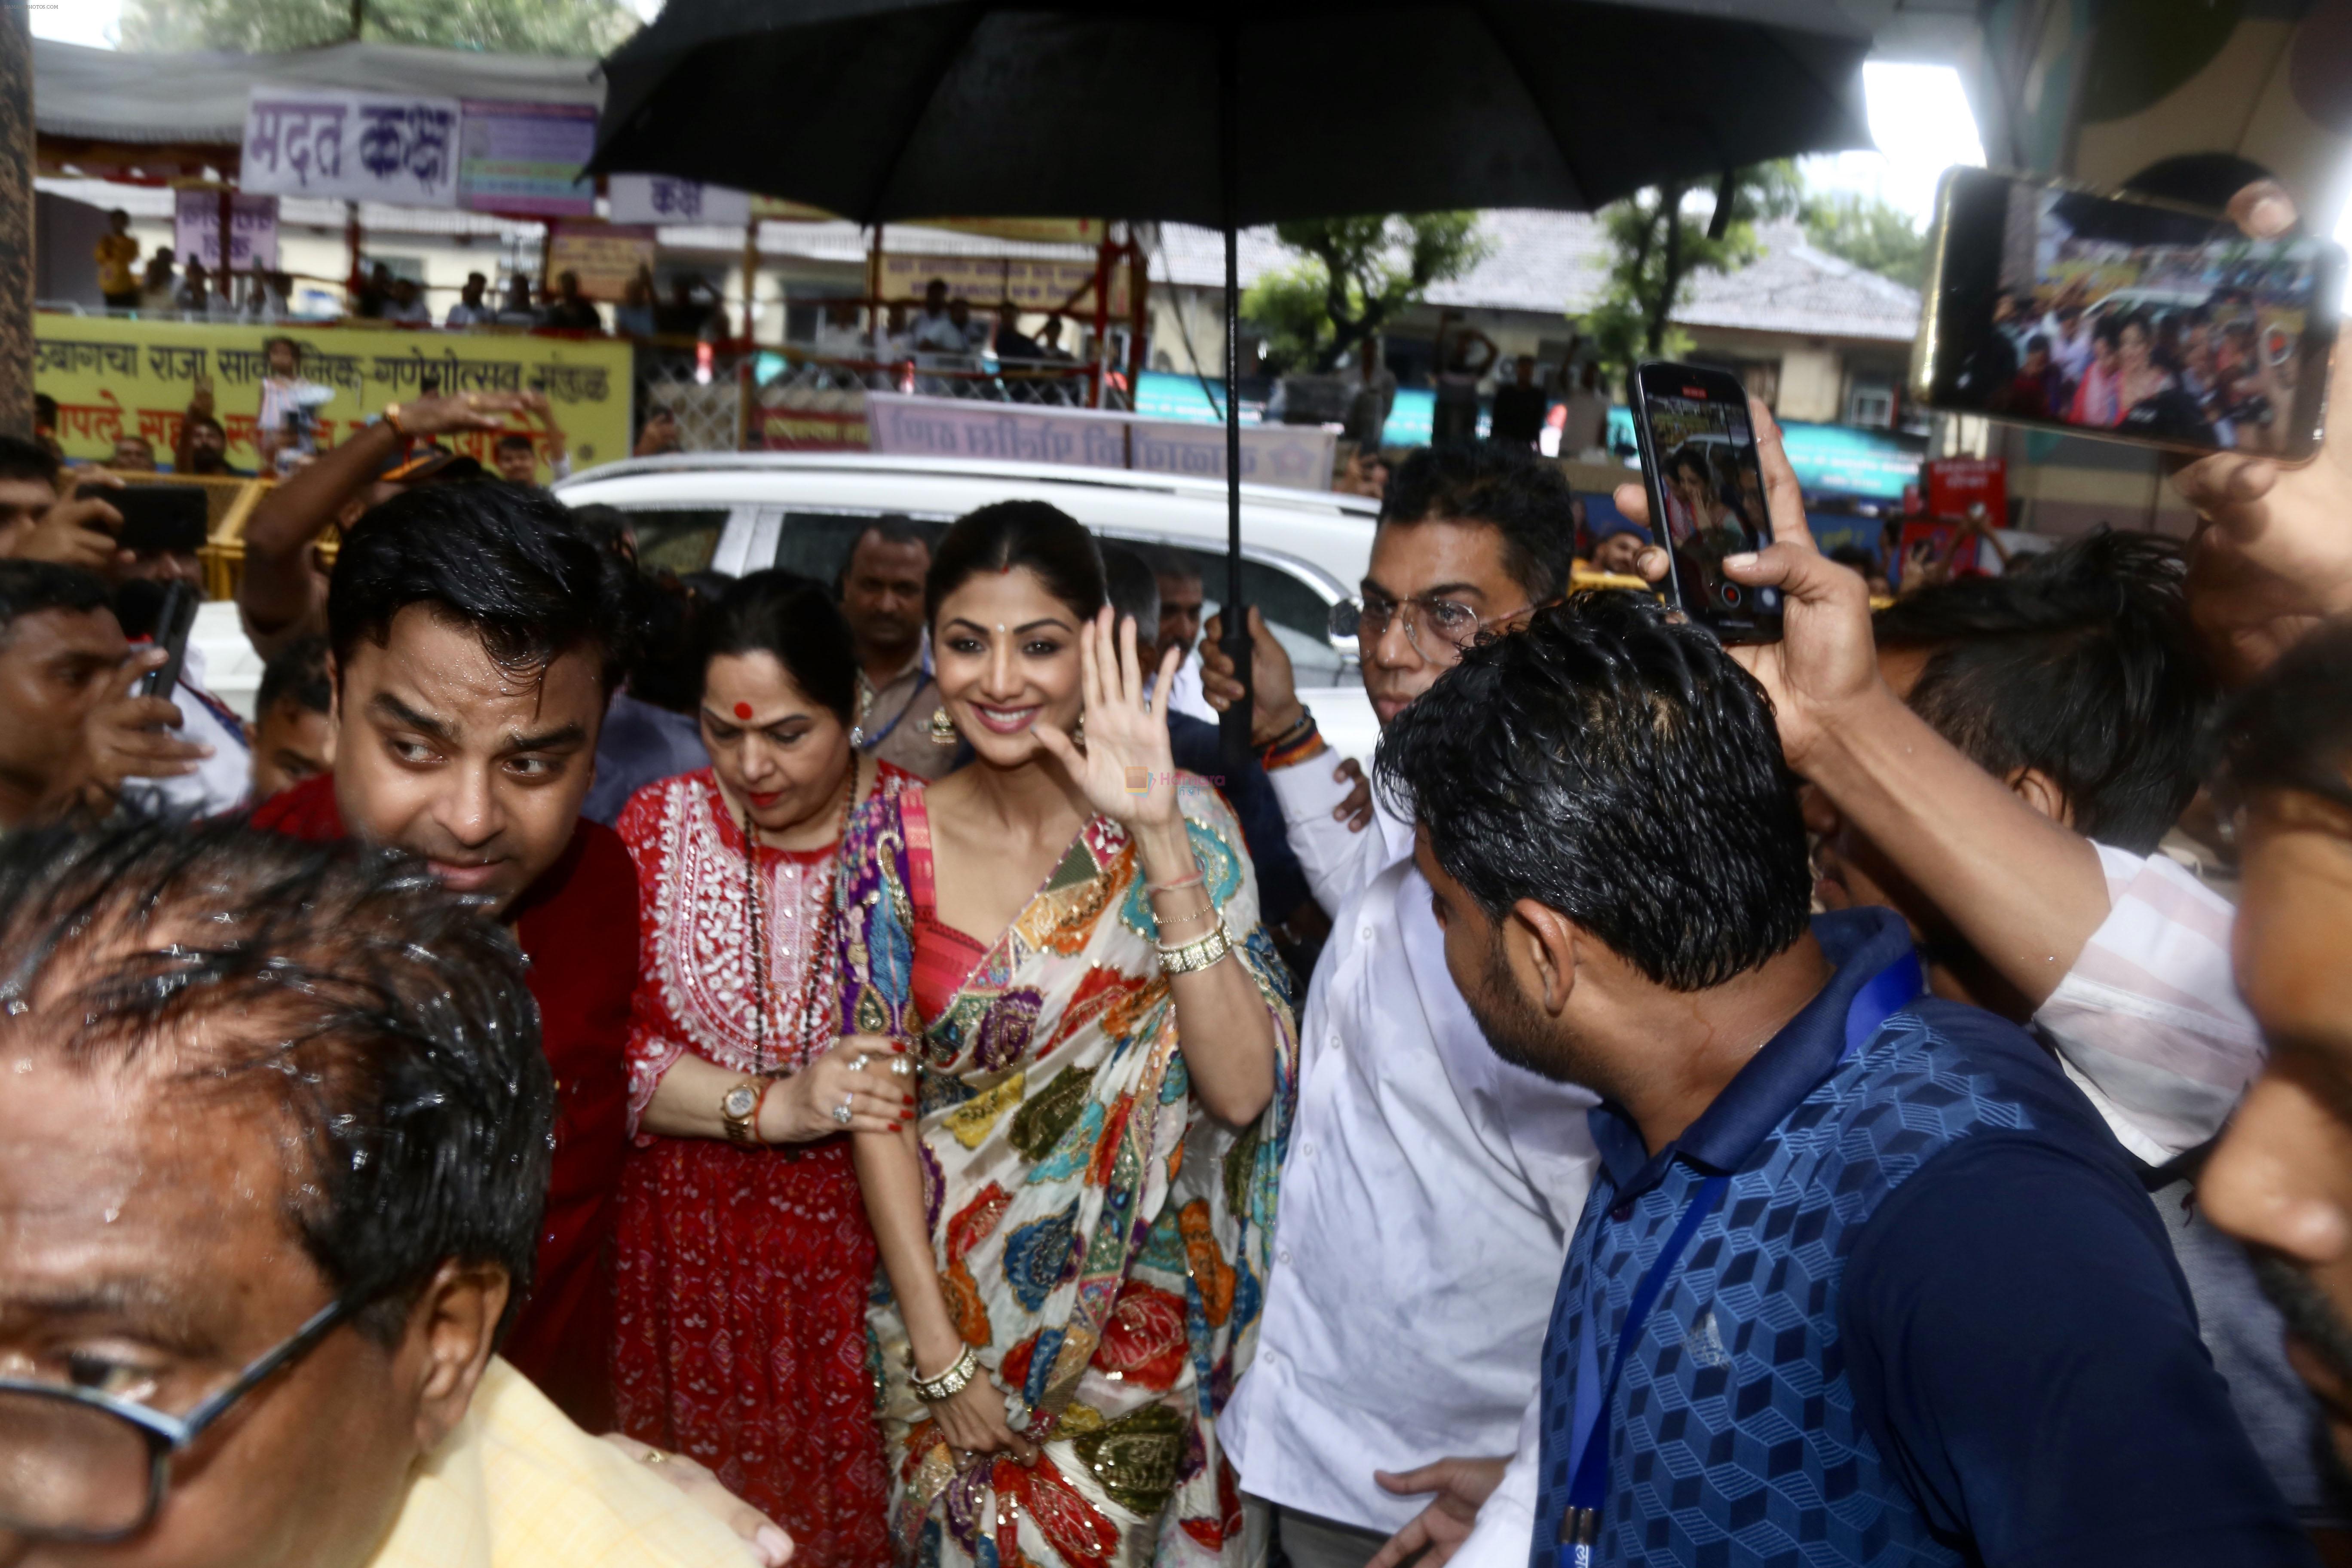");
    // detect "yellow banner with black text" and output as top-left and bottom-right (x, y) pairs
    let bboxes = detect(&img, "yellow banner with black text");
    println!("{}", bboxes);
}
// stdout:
(34, 314), (634, 478)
